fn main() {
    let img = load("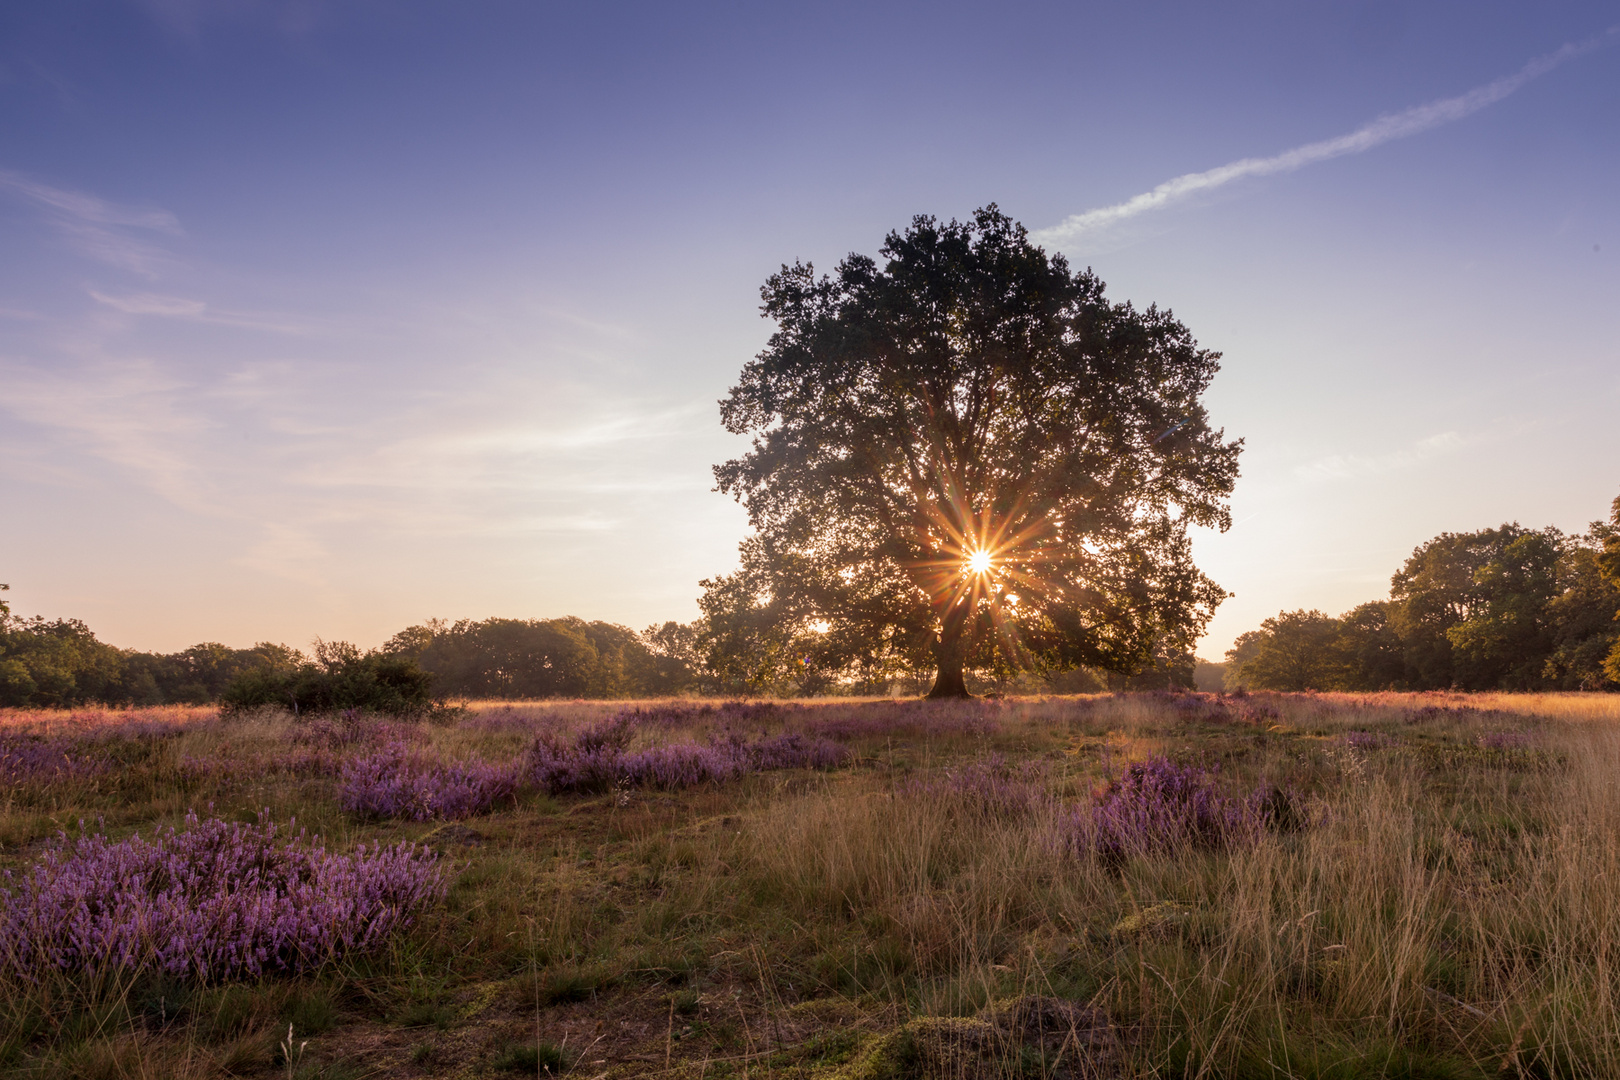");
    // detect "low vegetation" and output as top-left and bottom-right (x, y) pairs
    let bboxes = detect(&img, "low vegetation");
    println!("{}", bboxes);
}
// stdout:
(2, 691), (1619, 1077)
